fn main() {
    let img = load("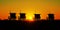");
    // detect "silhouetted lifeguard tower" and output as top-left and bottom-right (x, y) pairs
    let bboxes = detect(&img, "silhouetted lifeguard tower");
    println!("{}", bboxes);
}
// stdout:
(8, 13), (16, 20)
(18, 9), (26, 21)
(47, 9), (54, 21)
(47, 14), (54, 20)
(34, 9), (41, 21)
(18, 13), (26, 21)
(34, 14), (41, 20)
